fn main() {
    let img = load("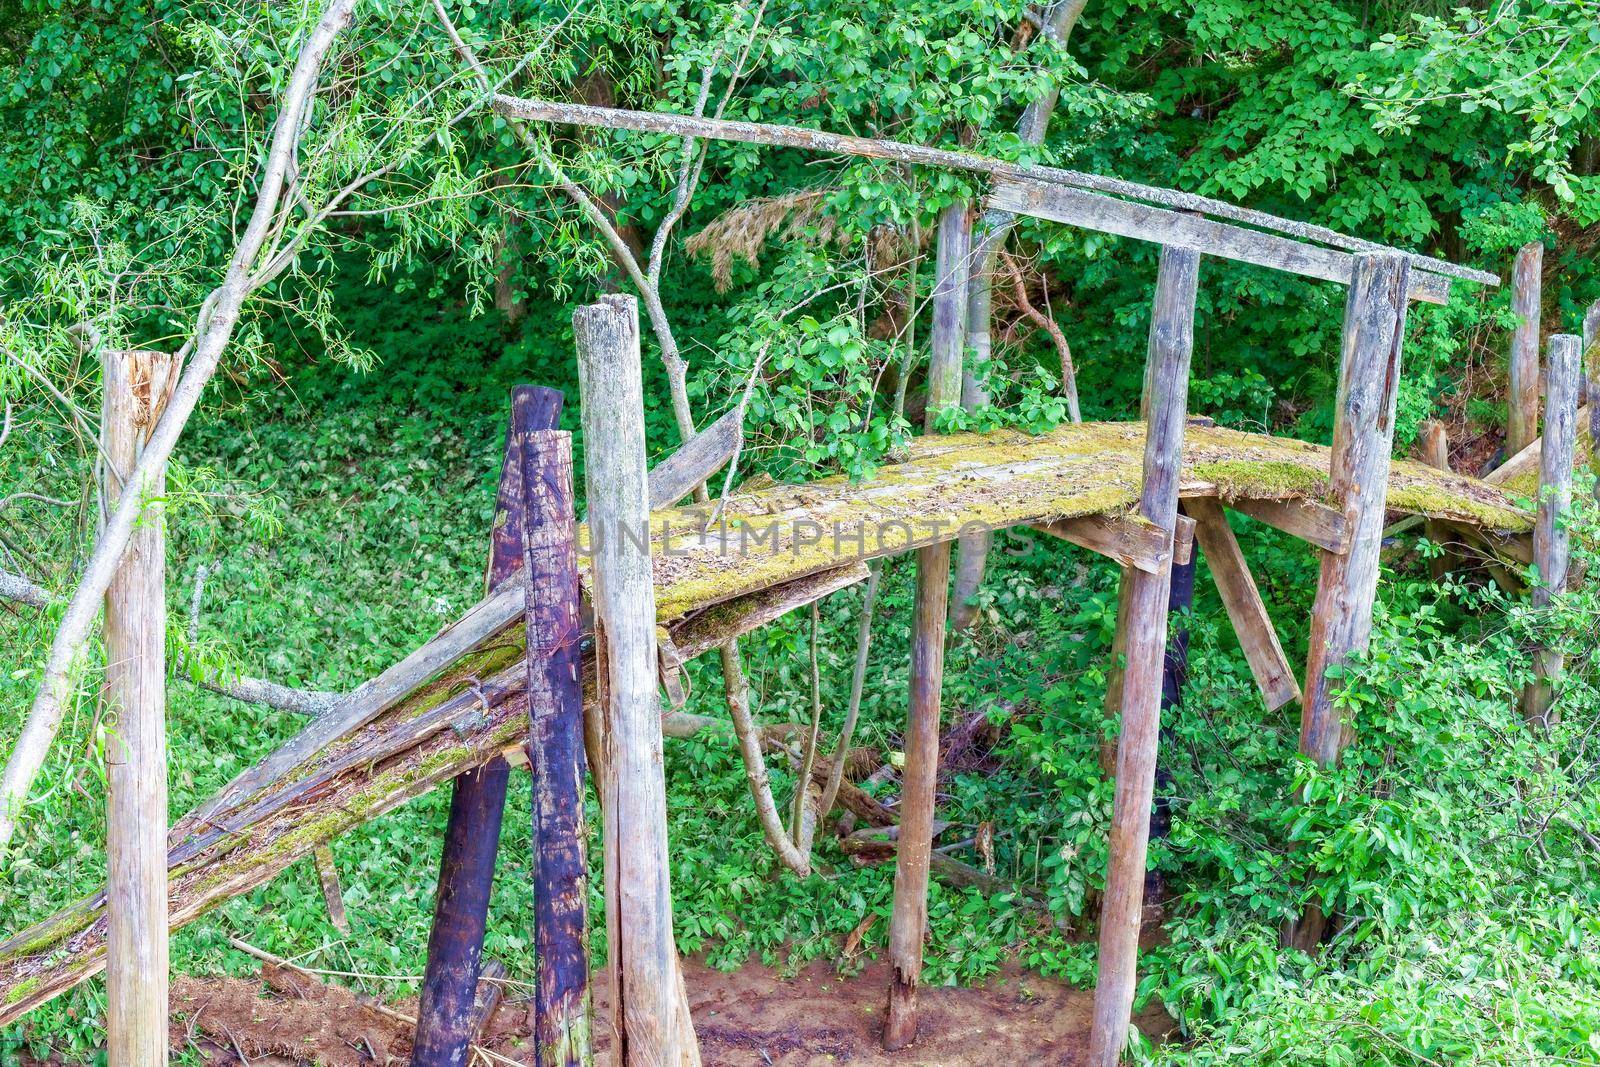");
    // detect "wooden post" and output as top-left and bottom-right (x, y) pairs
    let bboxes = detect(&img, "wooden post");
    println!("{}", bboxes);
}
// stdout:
(1507, 241), (1542, 457)
(414, 386), (562, 1067)
(1584, 300), (1599, 498)
(1087, 246), (1200, 1067)
(1299, 254), (1410, 768)
(520, 428), (593, 1065)
(1520, 334), (1580, 730)
(883, 202), (969, 1052)
(103, 348), (176, 1067)
(576, 294), (697, 1067)
(1418, 420), (1455, 581)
